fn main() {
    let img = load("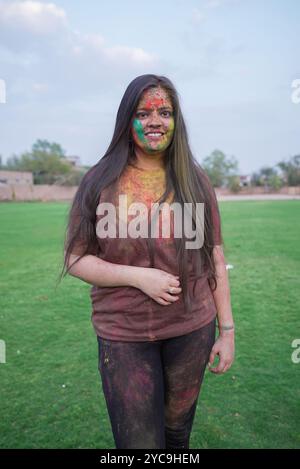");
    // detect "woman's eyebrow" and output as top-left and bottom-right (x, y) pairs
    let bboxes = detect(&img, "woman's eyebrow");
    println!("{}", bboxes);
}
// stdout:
(136, 106), (173, 111)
